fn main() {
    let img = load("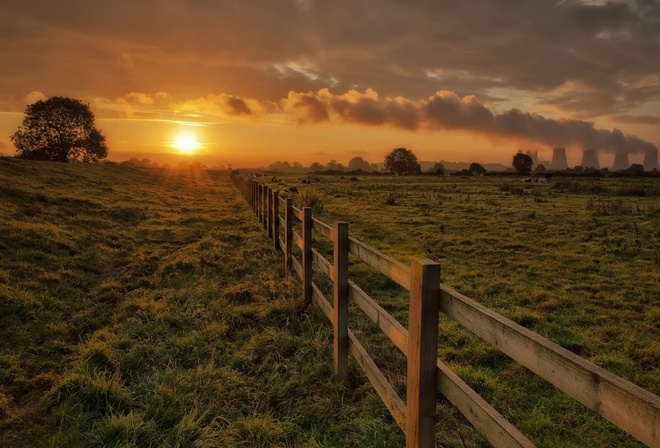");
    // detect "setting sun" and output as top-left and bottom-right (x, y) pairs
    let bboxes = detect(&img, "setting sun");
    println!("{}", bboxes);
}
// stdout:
(173, 131), (200, 154)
